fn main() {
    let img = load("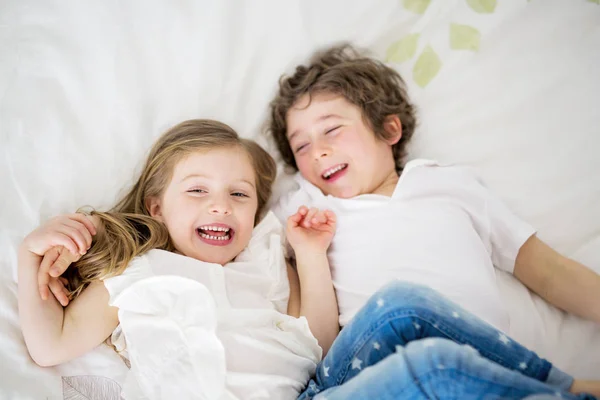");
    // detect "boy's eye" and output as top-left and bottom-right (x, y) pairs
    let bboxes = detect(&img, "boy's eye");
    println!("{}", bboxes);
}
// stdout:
(295, 143), (308, 153)
(232, 192), (249, 198)
(188, 189), (207, 193)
